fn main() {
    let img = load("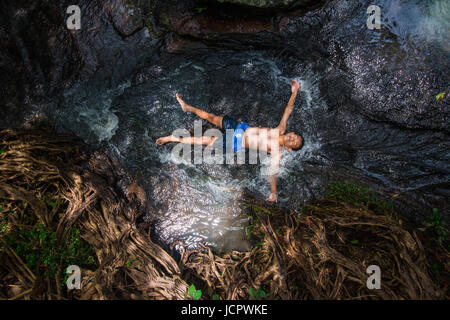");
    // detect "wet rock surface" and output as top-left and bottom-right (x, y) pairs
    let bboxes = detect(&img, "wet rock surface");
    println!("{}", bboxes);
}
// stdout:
(0, 0), (448, 250)
(209, 0), (313, 8)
